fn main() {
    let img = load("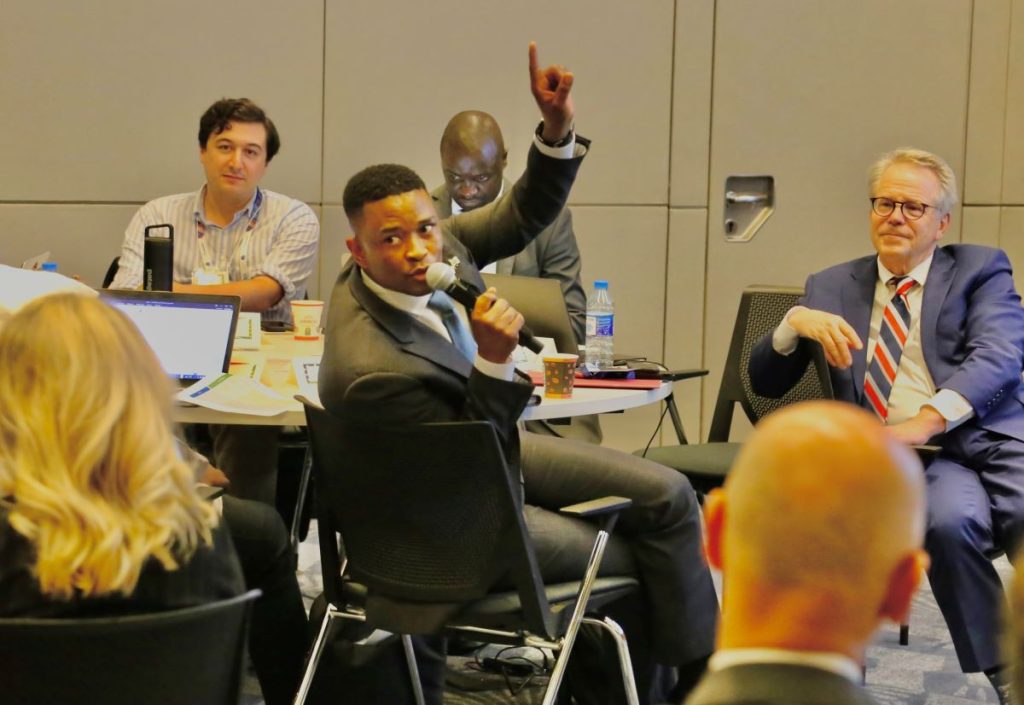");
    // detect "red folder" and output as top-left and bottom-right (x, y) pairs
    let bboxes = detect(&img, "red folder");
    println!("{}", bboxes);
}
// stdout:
(527, 371), (663, 390)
